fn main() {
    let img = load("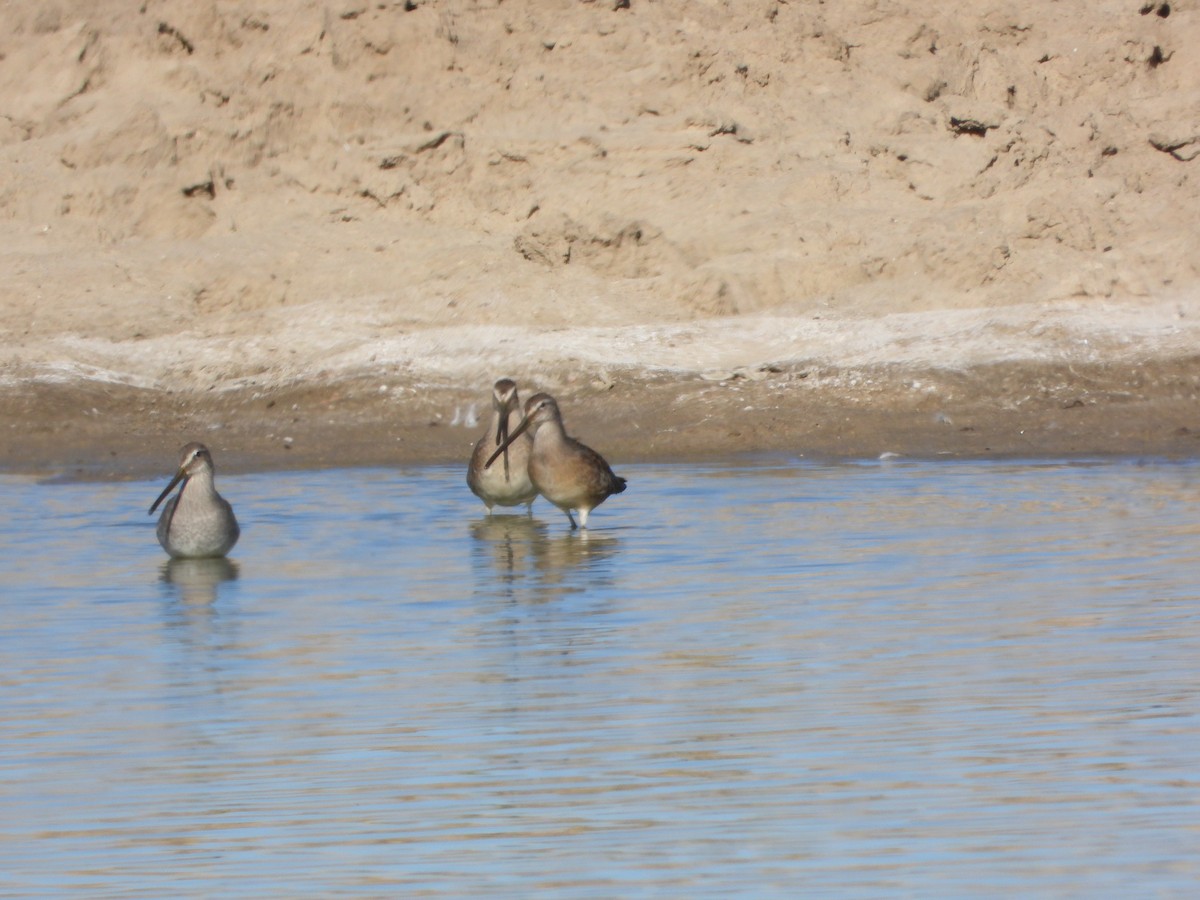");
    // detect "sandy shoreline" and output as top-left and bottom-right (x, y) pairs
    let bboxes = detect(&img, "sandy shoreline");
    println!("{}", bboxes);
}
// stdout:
(6, 298), (1200, 480)
(5, 353), (1199, 482)
(2, 2), (1198, 480)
